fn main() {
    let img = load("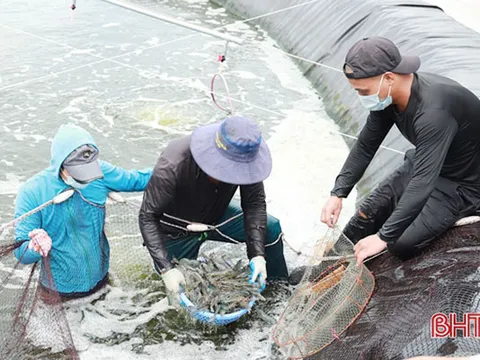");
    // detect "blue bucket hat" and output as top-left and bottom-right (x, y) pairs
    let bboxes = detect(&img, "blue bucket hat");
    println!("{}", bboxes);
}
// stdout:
(190, 116), (272, 185)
